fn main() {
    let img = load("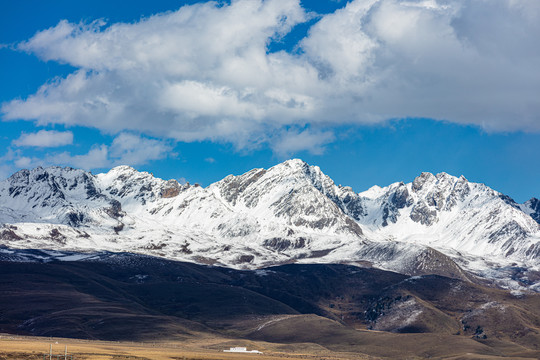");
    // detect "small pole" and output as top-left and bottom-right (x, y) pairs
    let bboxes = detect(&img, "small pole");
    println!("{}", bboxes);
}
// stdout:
(49, 344), (52, 360)
(64, 345), (67, 360)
